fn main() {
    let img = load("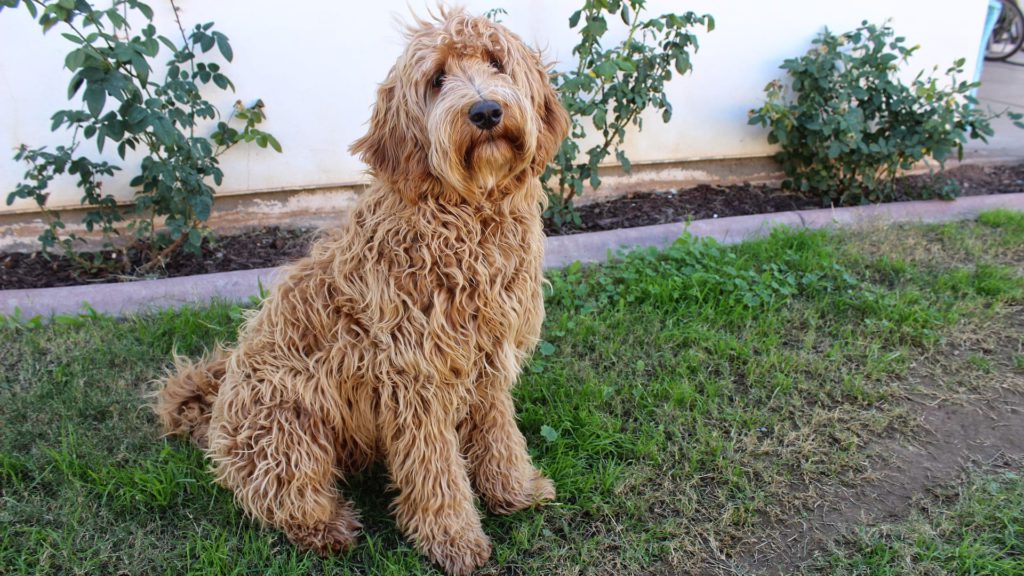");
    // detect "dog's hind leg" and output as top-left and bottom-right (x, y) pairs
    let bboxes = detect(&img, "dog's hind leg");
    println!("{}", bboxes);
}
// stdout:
(206, 376), (361, 555)
(460, 379), (555, 515)
(154, 345), (230, 449)
(381, 384), (491, 576)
